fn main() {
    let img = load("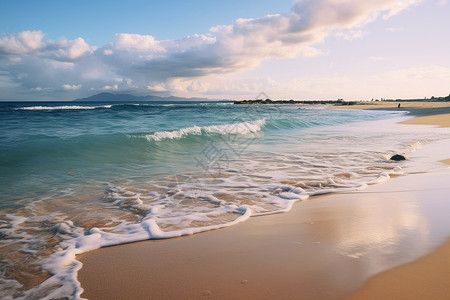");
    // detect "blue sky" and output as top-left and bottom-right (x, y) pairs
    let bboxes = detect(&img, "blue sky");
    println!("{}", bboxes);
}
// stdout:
(0, 0), (449, 100)
(0, 0), (293, 45)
